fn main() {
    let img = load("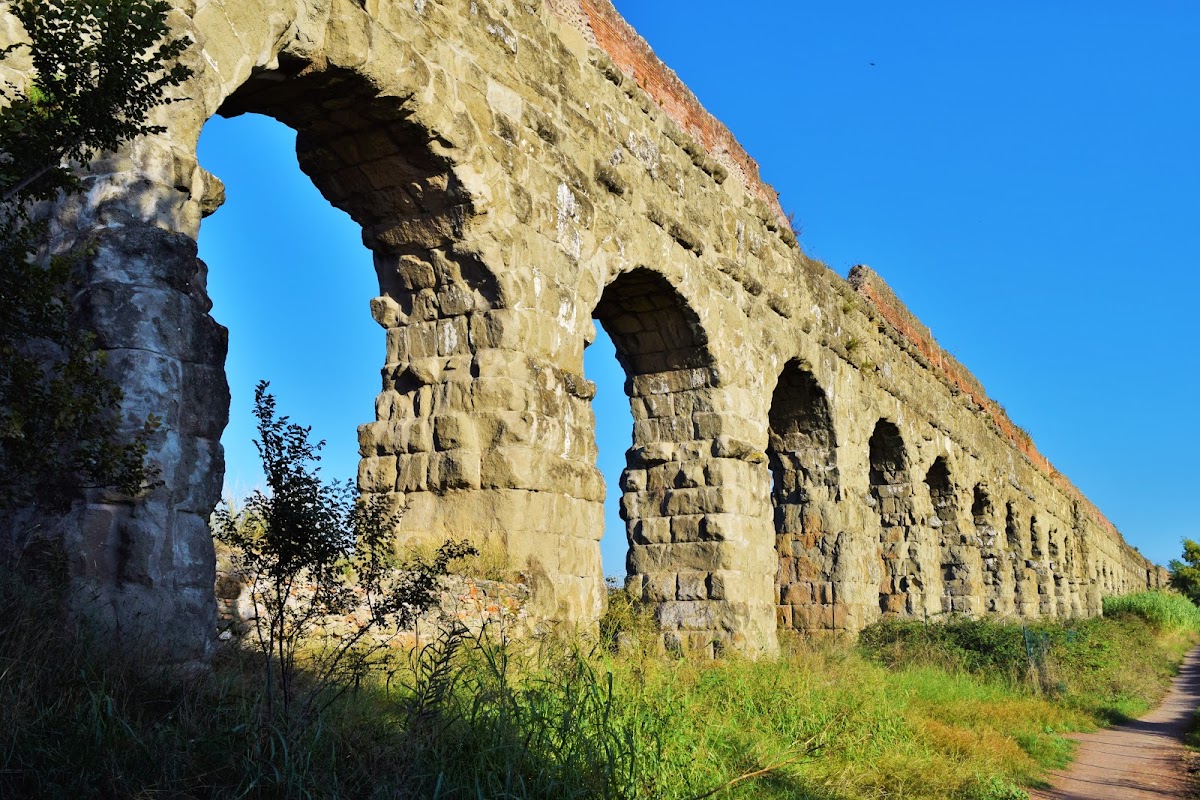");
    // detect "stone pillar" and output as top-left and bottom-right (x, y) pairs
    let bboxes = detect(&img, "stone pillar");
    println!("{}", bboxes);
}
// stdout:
(60, 223), (226, 667)
(926, 461), (982, 616)
(621, 372), (777, 655)
(359, 260), (609, 625)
